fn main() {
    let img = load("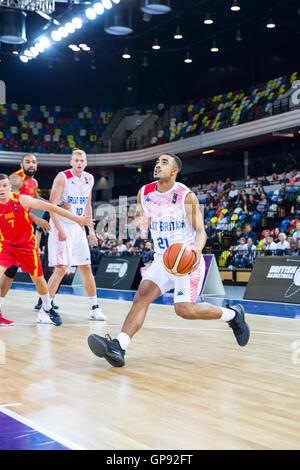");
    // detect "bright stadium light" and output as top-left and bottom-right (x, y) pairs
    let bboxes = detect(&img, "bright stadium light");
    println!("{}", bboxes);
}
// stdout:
(30, 46), (38, 57)
(122, 47), (131, 59)
(72, 17), (83, 29)
(20, 55), (29, 63)
(58, 26), (68, 38)
(65, 22), (76, 34)
(39, 36), (51, 49)
(93, 2), (104, 15)
(85, 8), (97, 20)
(112, 0), (120, 3)
(51, 30), (62, 41)
(102, 0), (113, 9)
(184, 51), (192, 63)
